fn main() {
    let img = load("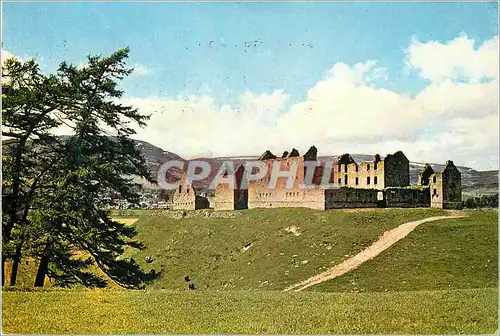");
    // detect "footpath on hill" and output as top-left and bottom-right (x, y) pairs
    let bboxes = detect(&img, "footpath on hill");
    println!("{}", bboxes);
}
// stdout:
(284, 211), (467, 292)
